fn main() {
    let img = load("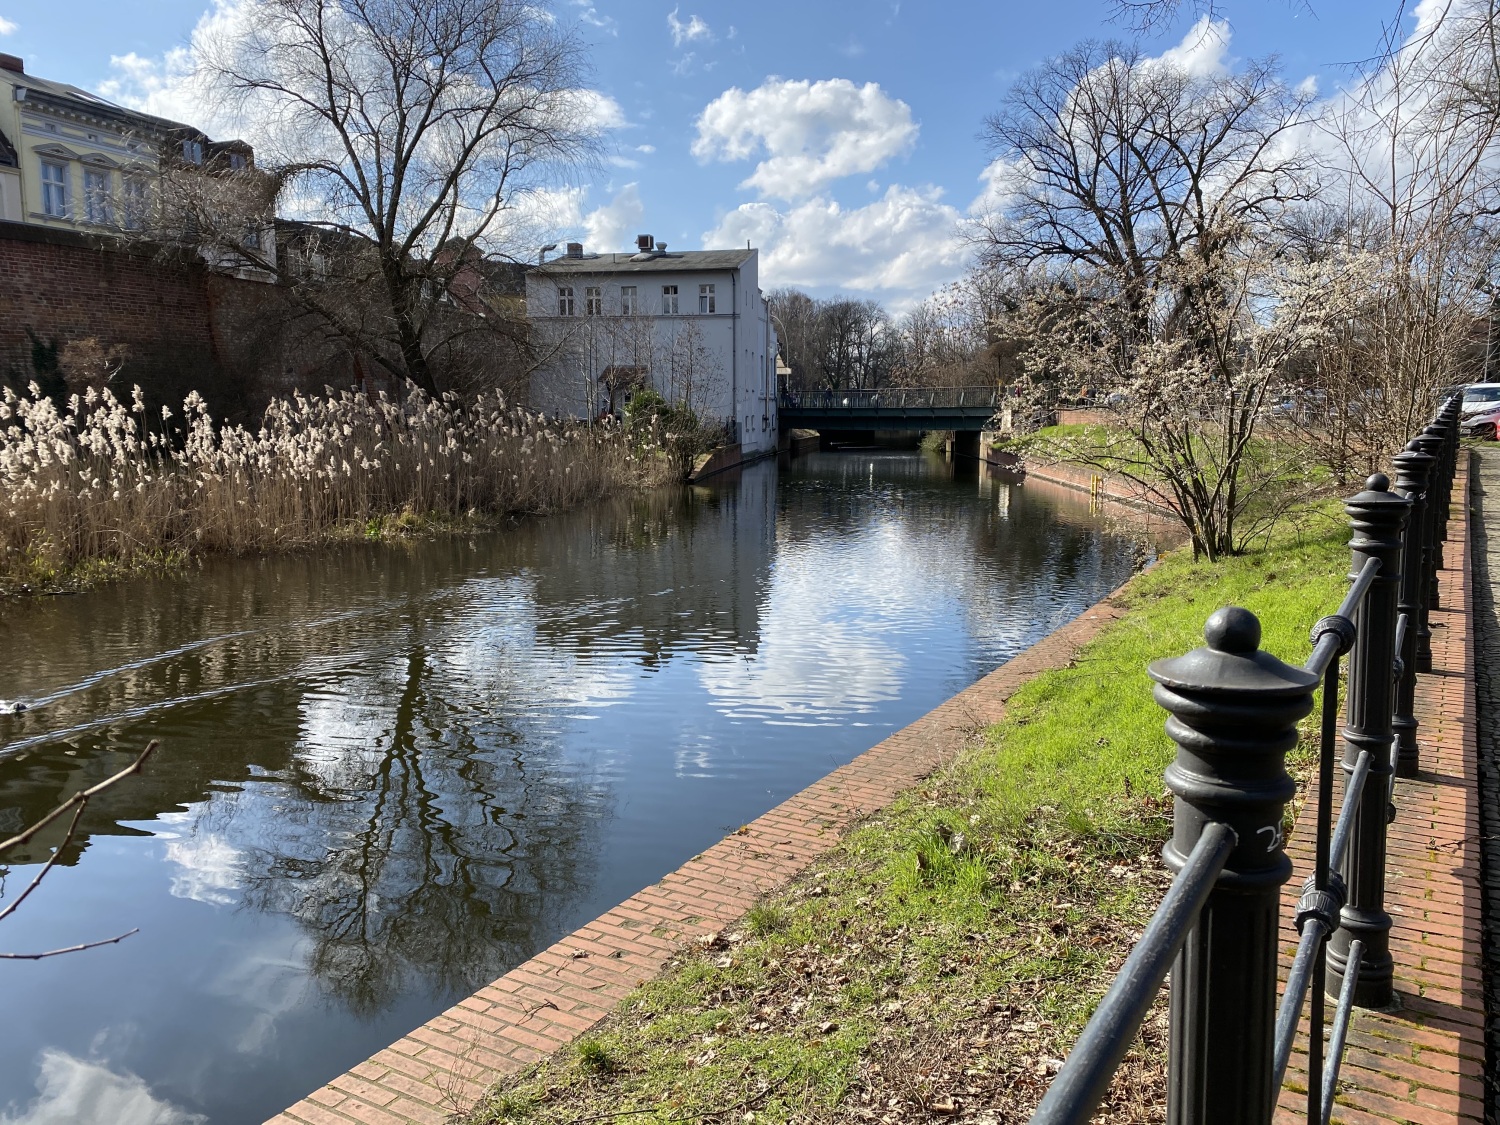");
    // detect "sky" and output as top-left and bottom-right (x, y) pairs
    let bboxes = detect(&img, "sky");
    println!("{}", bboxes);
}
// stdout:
(0, 0), (1418, 312)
